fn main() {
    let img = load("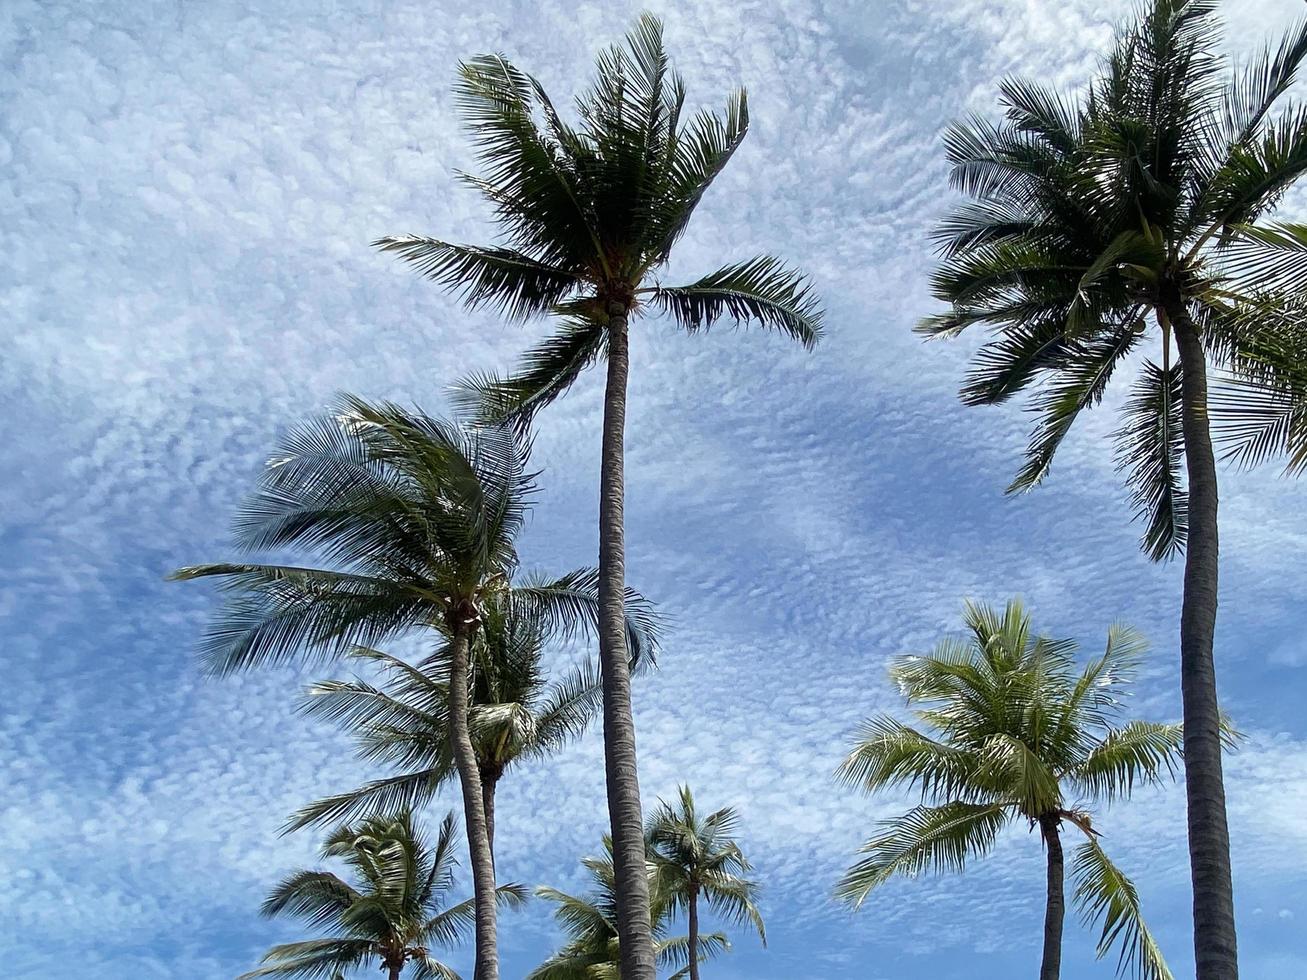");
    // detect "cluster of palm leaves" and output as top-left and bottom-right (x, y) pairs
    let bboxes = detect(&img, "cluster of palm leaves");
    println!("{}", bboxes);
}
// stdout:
(175, 2), (1307, 979)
